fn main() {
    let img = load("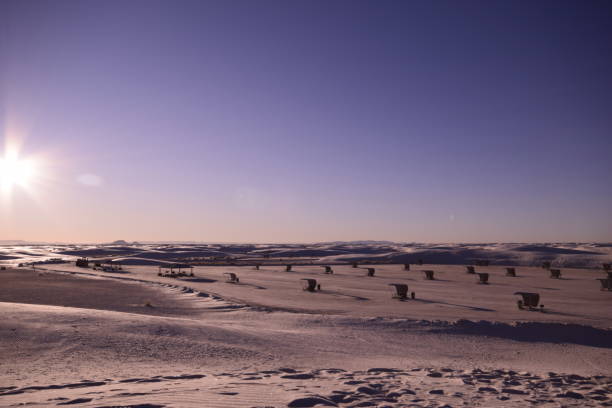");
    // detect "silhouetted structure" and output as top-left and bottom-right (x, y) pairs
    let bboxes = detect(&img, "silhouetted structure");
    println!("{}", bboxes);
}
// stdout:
(477, 273), (489, 284)
(352, 262), (358, 268)
(388, 283), (414, 300)
(515, 292), (542, 310)
(285, 264), (292, 272)
(224, 272), (239, 283)
(323, 265), (333, 274)
(549, 269), (561, 279)
(505, 267), (516, 277)
(403, 264), (410, 270)
(541, 261), (551, 269)
(597, 278), (611, 291)
(466, 265), (475, 274)
(422, 270), (434, 280)
(158, 263), (194, 277)
(603, 263), (611, 272)
(254, 264), (260, 270)
(301, 278), (319, 292)
(76, 257), (89, 268)
(366, 268), (375, 277)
